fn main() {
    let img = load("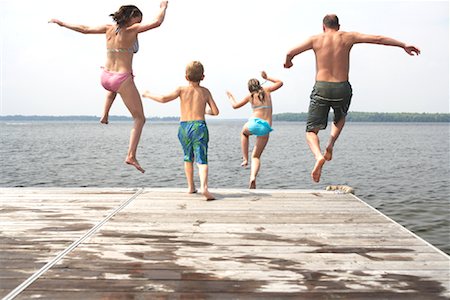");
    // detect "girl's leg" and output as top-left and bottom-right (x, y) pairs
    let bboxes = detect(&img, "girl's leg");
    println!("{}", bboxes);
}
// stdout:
(240, 124), (251, 167)
(100, 91), (117, 124)
(198, 164), (215, 200)
(117, 77), (146, 173)
(249, 135), (269, 189)
(184, 162), (196, 193)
